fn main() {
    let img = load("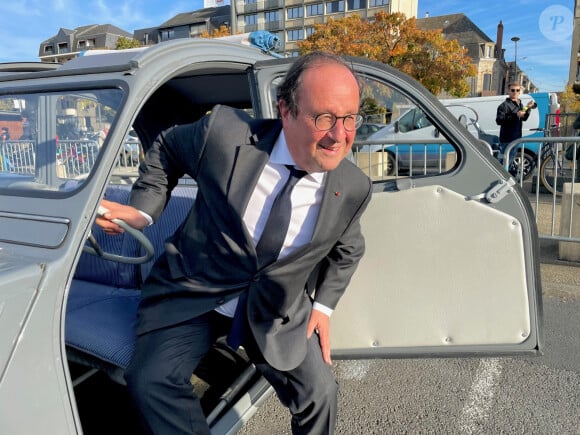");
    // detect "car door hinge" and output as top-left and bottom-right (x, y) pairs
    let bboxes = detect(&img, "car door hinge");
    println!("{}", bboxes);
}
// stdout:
(466, 178), (516, 203)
